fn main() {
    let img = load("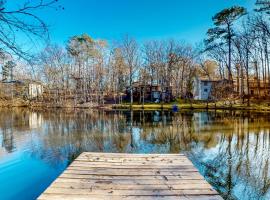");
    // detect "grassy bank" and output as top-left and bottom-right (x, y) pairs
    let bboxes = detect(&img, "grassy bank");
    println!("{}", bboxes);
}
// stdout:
(1, 98), (270, 112)
(113, 101), (270, 112)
